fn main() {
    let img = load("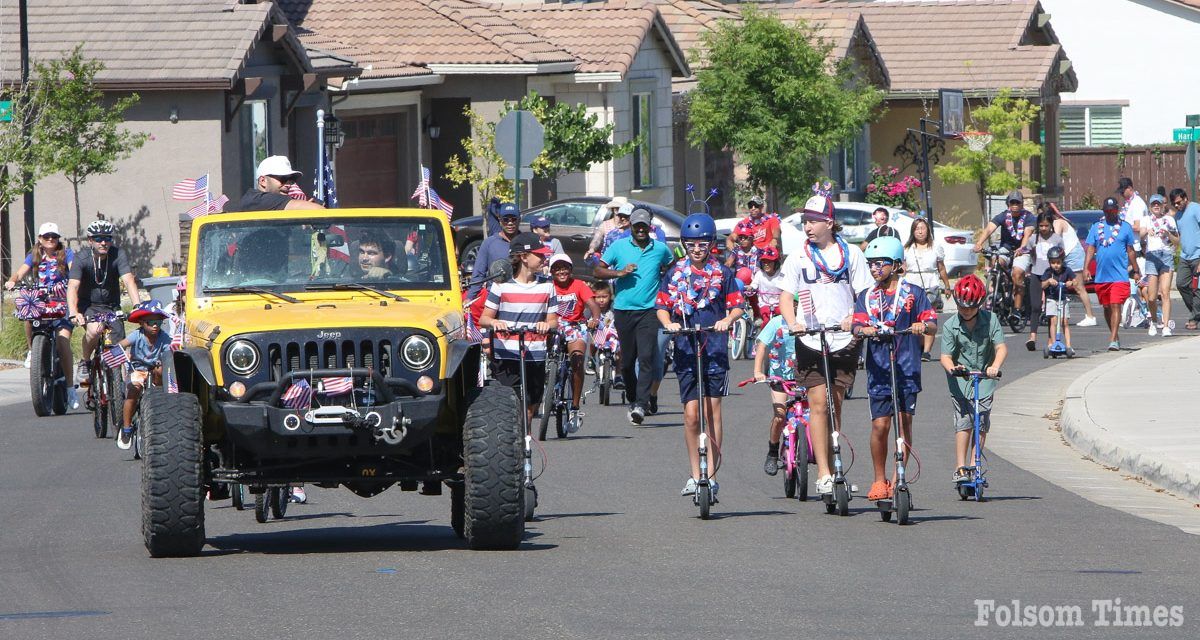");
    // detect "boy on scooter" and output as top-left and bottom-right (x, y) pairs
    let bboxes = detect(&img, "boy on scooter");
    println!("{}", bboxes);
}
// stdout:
(656, 213), (744, 498)
(851, 237), (938, 502)
(939, 275), (1007, 482)
(1040, 246), (1076, 357)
